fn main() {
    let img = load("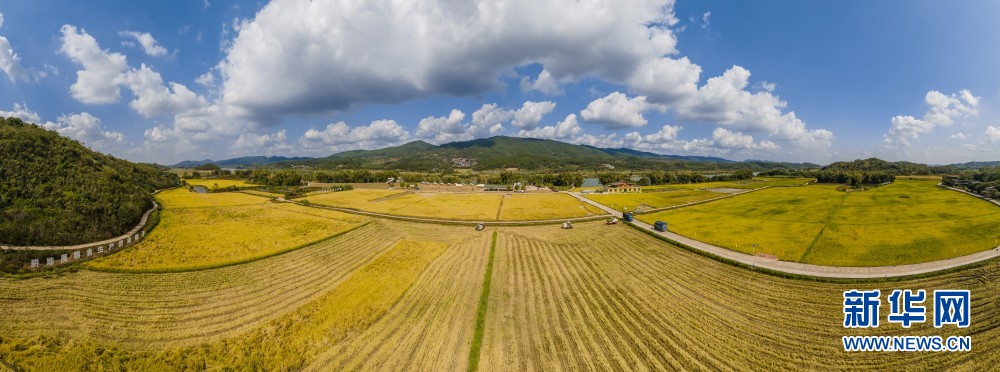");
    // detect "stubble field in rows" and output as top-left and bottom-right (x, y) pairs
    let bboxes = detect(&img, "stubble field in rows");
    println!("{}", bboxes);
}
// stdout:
(2, 219), (997, 370)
